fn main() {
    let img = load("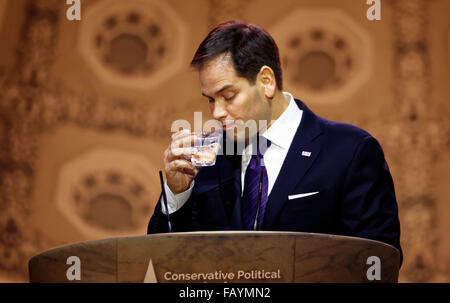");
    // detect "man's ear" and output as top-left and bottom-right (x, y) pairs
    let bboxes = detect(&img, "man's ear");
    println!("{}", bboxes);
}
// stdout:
(258, 65), (276, 99)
